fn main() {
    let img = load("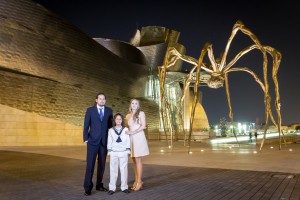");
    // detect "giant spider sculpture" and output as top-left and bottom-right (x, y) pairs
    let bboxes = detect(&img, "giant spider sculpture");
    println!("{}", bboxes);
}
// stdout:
(159, 20), (283, 152)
